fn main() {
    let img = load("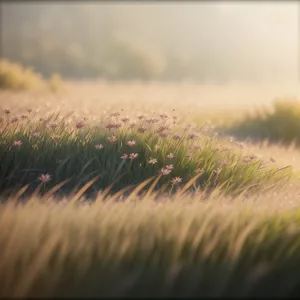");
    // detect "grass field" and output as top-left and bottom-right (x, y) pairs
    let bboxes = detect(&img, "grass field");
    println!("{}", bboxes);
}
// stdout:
(1, 79), (300, 297)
